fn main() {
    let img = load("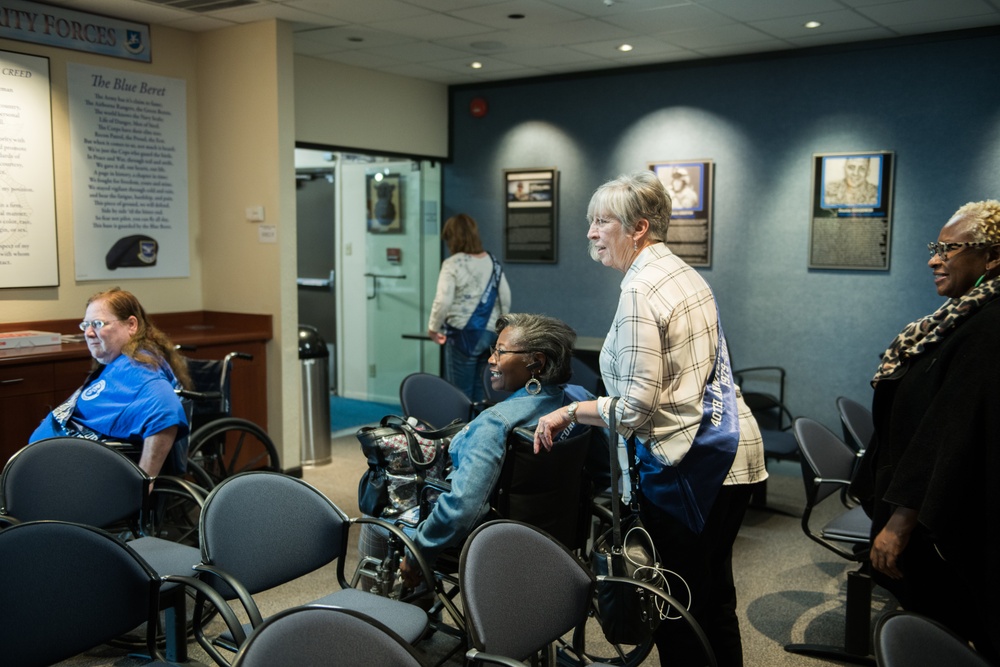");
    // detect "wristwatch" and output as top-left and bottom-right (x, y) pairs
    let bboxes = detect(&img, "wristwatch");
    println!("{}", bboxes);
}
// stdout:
(566, 401), (580, 424)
